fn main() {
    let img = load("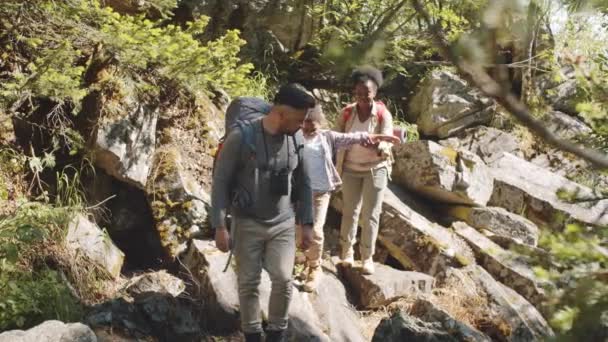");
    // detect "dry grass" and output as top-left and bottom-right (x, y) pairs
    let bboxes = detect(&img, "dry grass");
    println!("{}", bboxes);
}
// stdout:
(19, 230), (125, 306)
(357, 273), (511, 341)
(431, 273), (489, 326)
(358, 294), (420, 340)
(512, 124), (539, 159)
